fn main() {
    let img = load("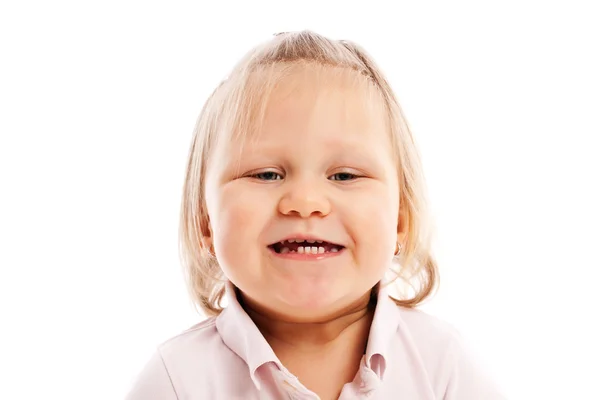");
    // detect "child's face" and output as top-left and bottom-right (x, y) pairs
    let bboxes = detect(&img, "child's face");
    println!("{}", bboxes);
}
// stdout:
(205, 67), (402, 320)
